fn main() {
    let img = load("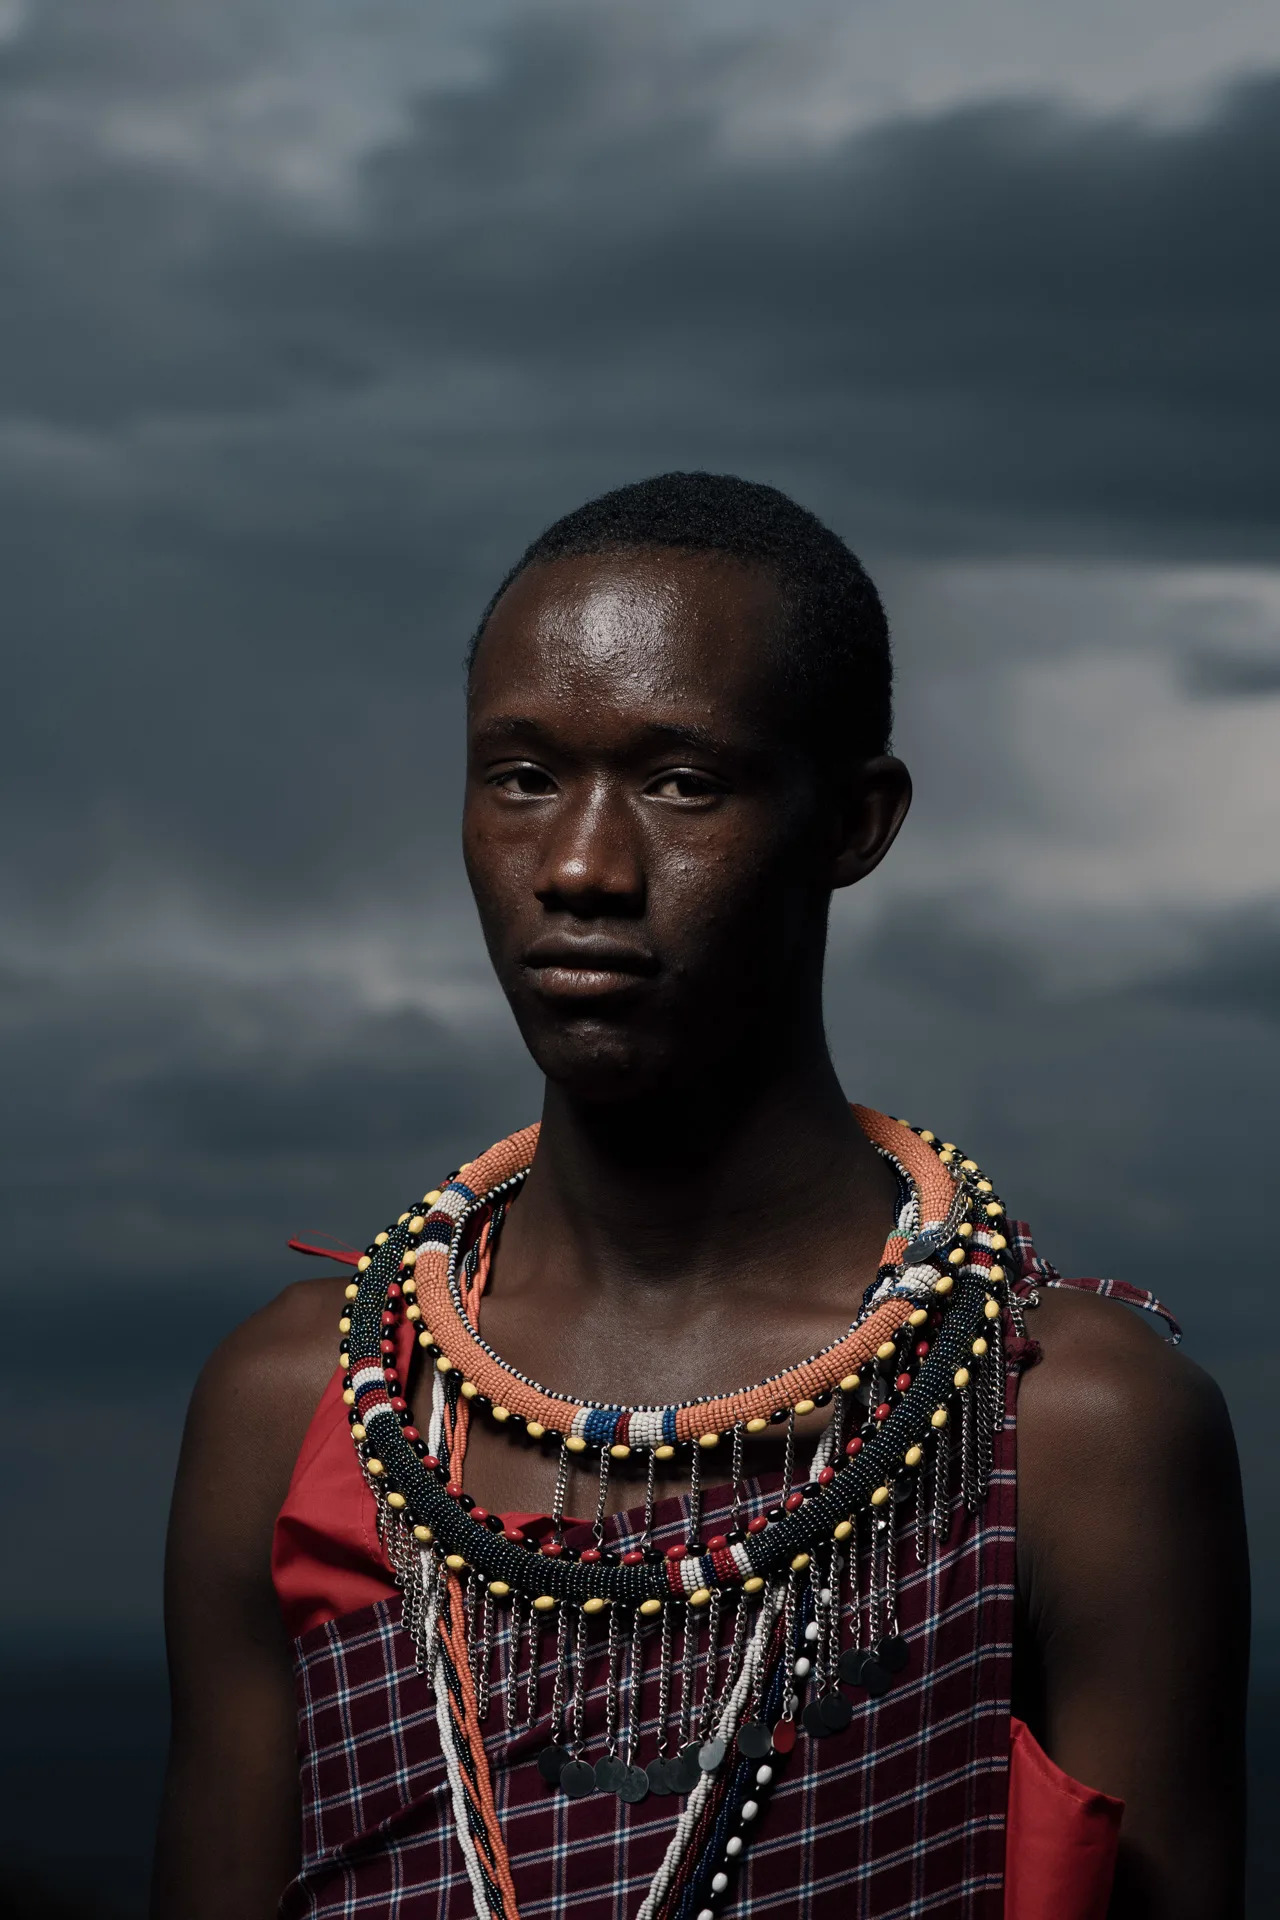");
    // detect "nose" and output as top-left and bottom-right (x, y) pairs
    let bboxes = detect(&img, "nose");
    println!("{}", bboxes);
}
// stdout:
(533, 779), (645, 918)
